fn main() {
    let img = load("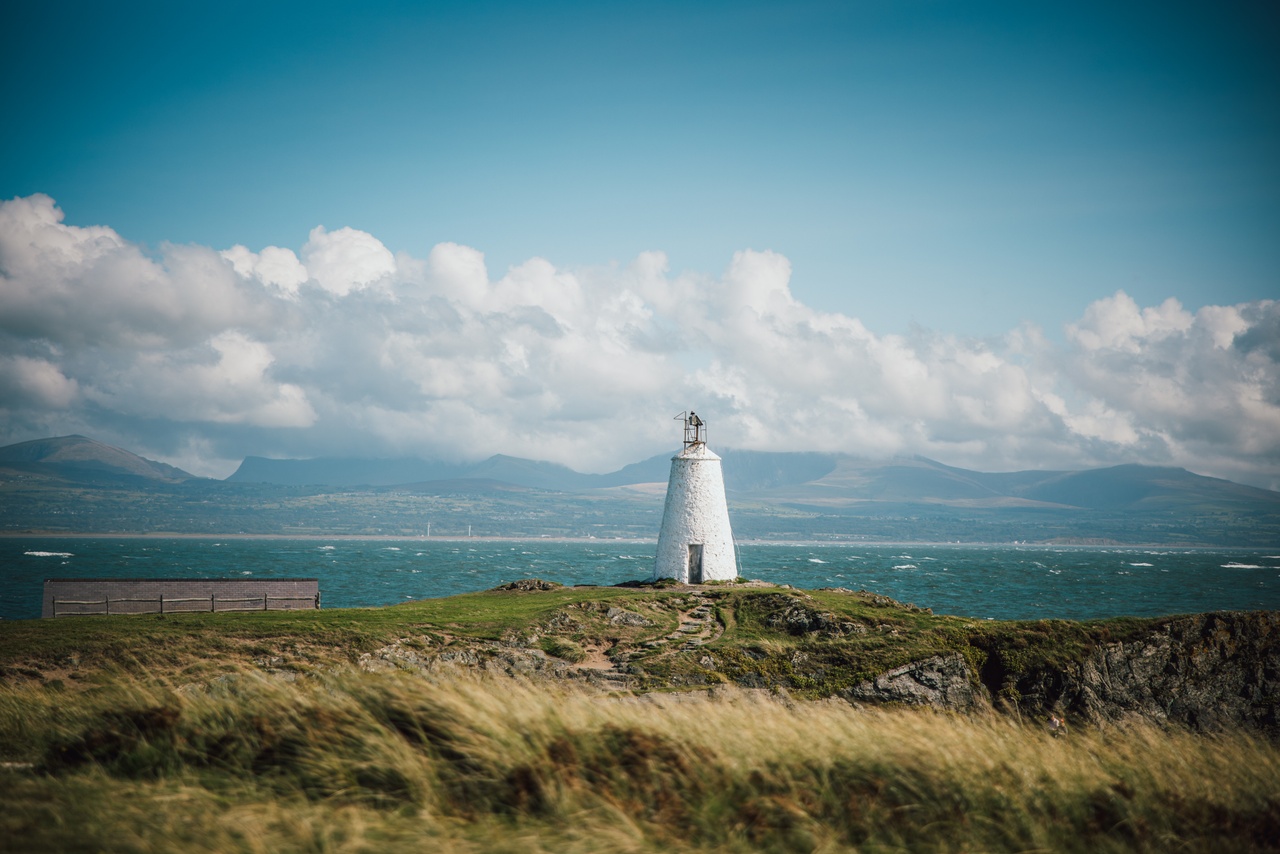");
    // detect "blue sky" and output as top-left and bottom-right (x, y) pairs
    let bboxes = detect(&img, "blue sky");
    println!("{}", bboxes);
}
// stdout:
(2, 0), (1278, 486)
(6, 0), (1275, 333)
